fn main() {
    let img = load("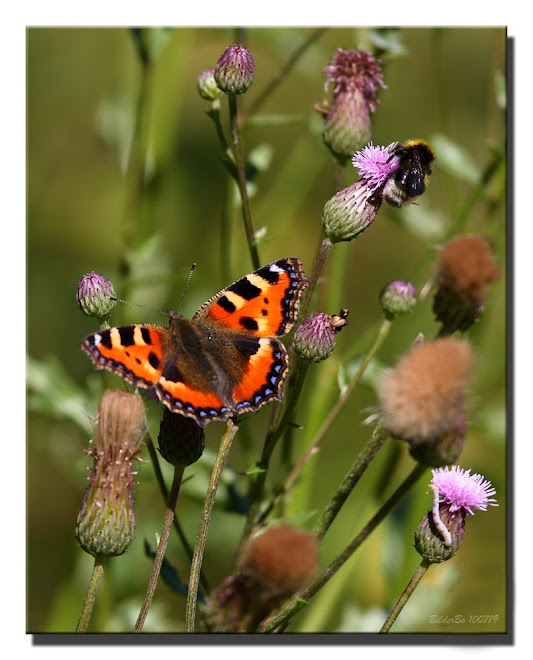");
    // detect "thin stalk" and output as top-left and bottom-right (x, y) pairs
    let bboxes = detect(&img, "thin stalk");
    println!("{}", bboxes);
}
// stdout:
(228, 94), (260, 269)
(144, 434), (210, 593)
(313, 426), (390, 541)
(245, 28), (327, 118)
(134, 465), (185, 632)
(76, 555), (107, 633)
(380, 560), (430, 633)
(185, 420), (238, 632)
(298, 235), (332, 323)
(259, 462), (427, 632)
(277, 316), (392, 518)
